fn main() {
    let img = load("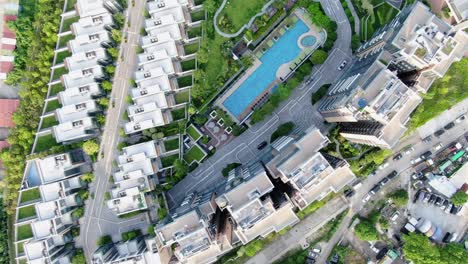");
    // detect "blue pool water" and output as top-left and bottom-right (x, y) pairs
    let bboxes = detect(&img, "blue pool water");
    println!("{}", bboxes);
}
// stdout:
(301, 35), (316, 47)
(26, 161), (41, 187)
(223, 19), (309, 118)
